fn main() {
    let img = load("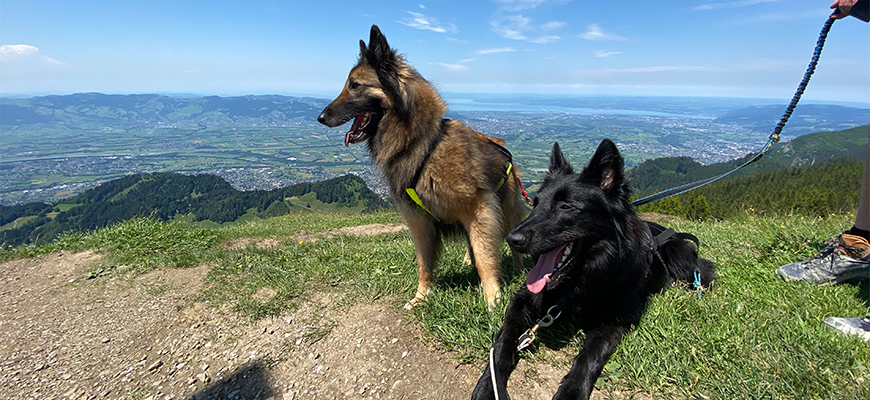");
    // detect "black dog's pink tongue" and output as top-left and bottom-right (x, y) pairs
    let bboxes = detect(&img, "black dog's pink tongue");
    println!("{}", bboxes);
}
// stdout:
(526, 244), (567, 294)
(344, 114), (366, 147)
